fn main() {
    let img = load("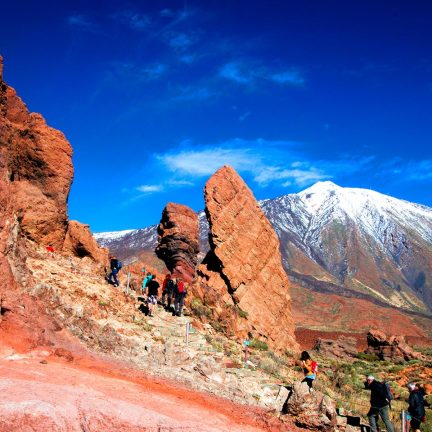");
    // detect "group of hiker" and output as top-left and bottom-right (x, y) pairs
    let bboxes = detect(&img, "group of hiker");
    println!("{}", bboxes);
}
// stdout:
(141, 272), (187, 317)
(106, 258), (428, 432)
(106, 256), (187, 317)
(300, 351), (427, 432)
